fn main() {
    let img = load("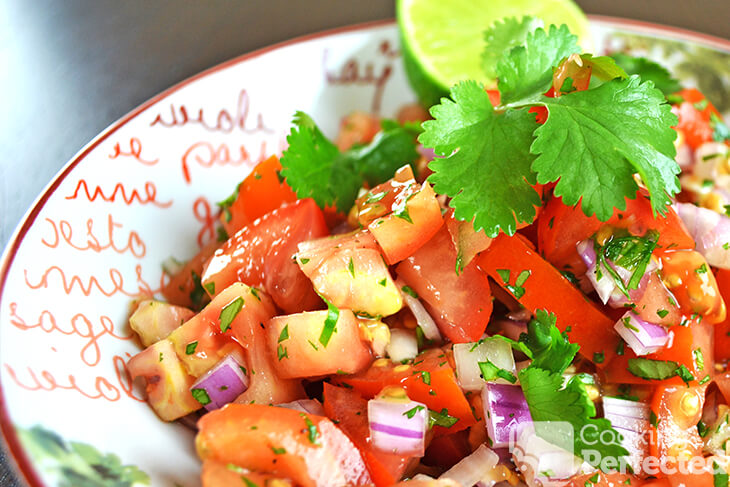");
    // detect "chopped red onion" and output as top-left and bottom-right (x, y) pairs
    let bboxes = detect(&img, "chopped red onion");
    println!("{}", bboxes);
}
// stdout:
(386, 328), (418, 363)
(396, 278), (441, 342)
(512, 423), (593, 487)
(603, 397), (650, 475)
(614, 311), (669, 356)
(440, 444), (498, 486)
(189, 355), (248, 411)
(368, 397), (427, 456)
(453, 338), (516, 391)
(482, 383), (532, 448)
(278, 399), (325, 416)
(674, 202), (730, 270)
(577, 239), (654, 307)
